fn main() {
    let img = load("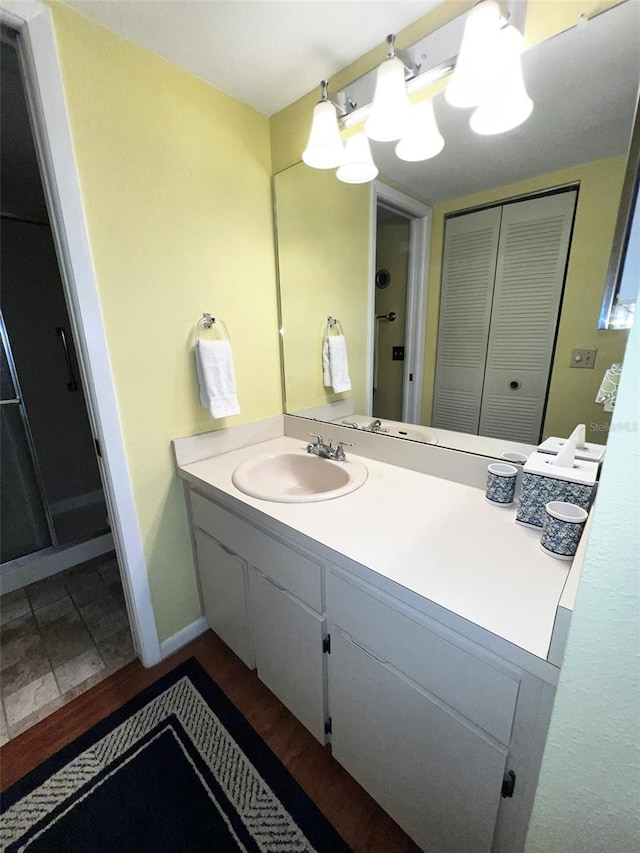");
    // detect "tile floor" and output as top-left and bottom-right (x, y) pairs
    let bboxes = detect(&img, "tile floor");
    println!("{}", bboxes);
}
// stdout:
(0, 553), (135, 745)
